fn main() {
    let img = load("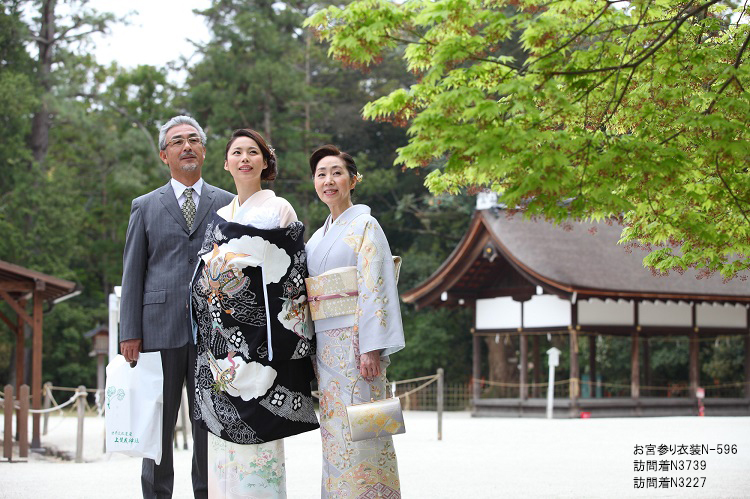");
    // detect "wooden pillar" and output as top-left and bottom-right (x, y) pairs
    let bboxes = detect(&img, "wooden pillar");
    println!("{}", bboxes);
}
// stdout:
(632, 301), (640, 400)
(569, 329), (580, 402)
(519, 332), (528, 400)
(643, 337), (650, 397)
(631, 331), (640, 399)
(31, 288), (43, 449)
(689, 328), (700, 398)
(570, 301), (580, 406)
(690, 303), (700, 398)
(18, 384), (29, 458)
(15, 299), (26, 388)
(532, 335), (540, 398)
(3, 385), (12, 460)
(588, 335), (596, 398)
(472, 330), (481, 402)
